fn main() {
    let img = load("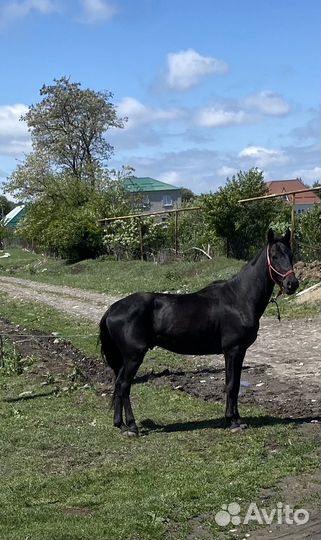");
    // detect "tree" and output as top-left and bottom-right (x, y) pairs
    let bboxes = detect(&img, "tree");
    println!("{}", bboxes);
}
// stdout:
(4, 77), (130, 260)
(181, 187), (196, 203)
(202, 168), (285, 259)
(17, 171), (132, 261)
(0, 195), (15, 219)
(6, 76), (125, 196)
(297, 205), (321, 261)
(24, 76), (124, 182)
